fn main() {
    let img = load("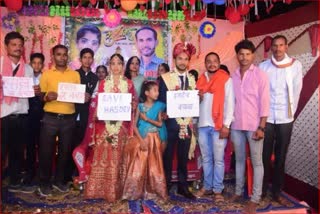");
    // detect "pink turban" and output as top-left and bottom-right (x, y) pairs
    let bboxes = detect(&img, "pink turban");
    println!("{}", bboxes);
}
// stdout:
(173, 42), (196, 59)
